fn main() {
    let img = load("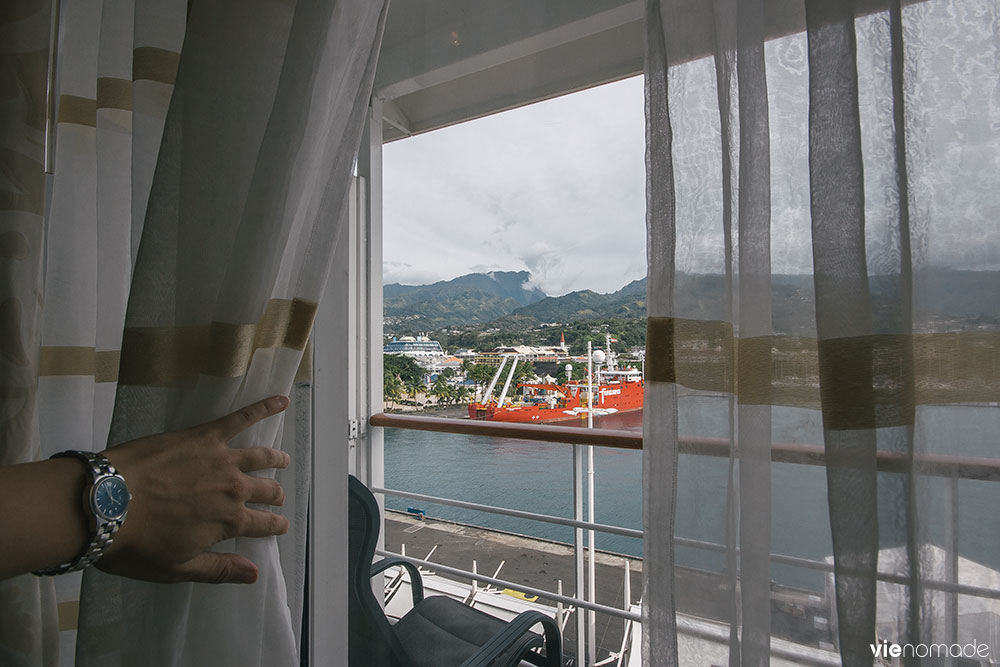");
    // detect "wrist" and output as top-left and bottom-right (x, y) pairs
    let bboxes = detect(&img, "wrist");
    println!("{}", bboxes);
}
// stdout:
(51, 457), (92, 561)
(33, 451), (132, 576)
(100, 448), (135, 557)
(0, 457), (90, 579)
